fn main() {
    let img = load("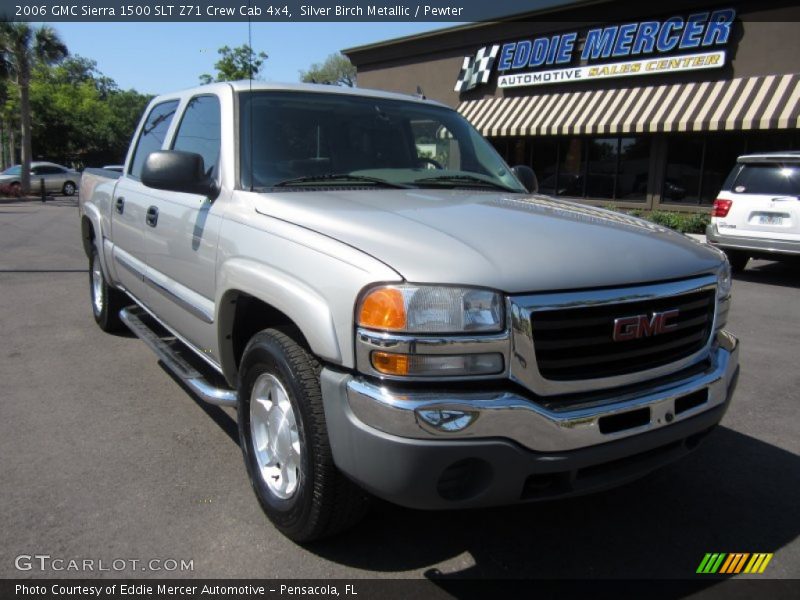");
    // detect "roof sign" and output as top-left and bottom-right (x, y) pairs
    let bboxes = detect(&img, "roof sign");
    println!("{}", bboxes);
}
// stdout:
(455, 8), (736, 92)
